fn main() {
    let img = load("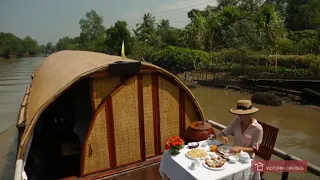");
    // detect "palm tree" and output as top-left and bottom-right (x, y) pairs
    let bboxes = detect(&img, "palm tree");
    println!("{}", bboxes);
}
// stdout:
(158, 19), (170, 30)
(134, 13), (156, 41)
(136, 13), (156, 32)
(217, 0), (238, 9)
